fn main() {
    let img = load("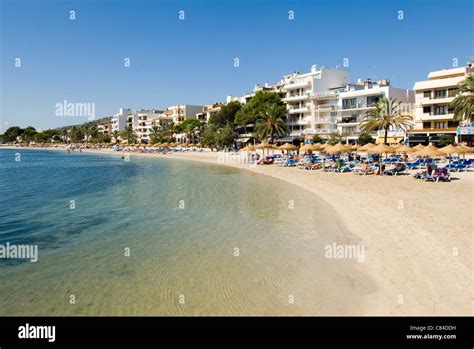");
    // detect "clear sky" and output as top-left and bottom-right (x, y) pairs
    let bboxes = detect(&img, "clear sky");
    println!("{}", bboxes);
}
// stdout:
(1, 0), (472, 130)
